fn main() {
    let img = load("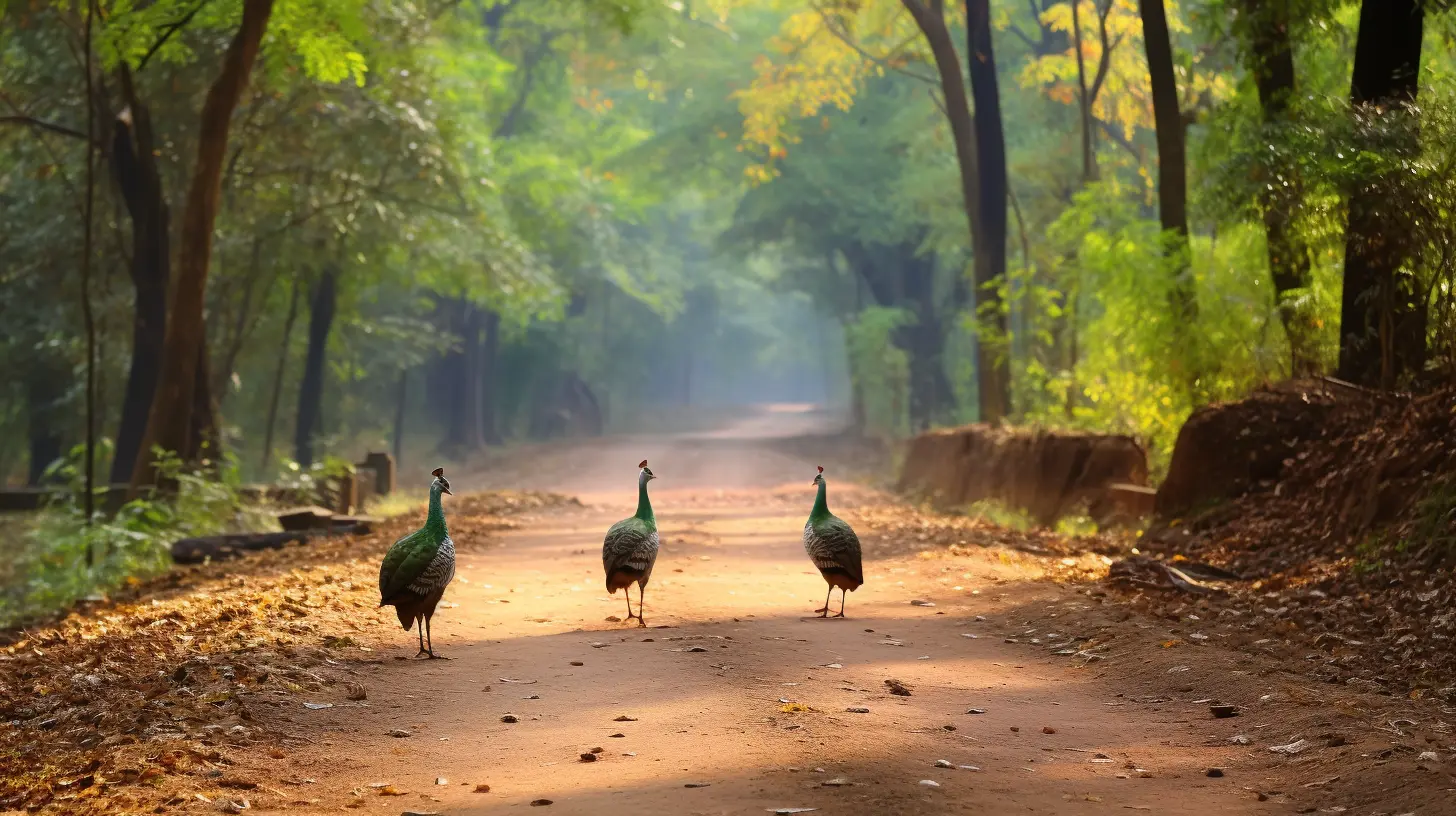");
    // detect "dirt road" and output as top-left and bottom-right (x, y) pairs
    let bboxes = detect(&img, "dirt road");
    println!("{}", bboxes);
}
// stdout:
(11, 406), (1449, 815)
(244, 407), (1297, 815)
